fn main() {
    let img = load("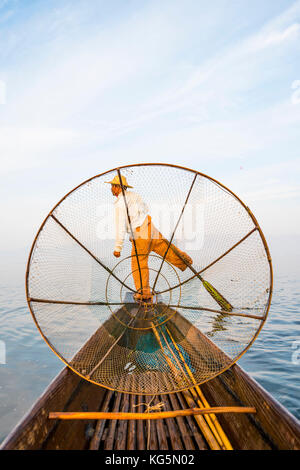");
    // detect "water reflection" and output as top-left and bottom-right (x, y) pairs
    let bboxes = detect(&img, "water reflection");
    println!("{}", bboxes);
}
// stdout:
(206, 312), (228, 338)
